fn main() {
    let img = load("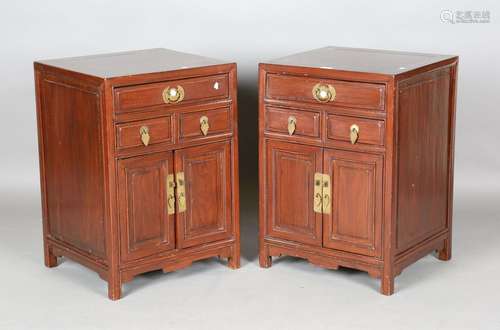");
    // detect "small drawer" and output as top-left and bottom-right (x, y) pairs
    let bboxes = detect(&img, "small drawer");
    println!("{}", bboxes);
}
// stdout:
(114, 74), (229, 112)
(264, 106), (320, 139)
(266, 74), (385, 111)
(327, 114), (385, 146)
(116, 116), (173, 150)
(179, 107), (232, 142)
